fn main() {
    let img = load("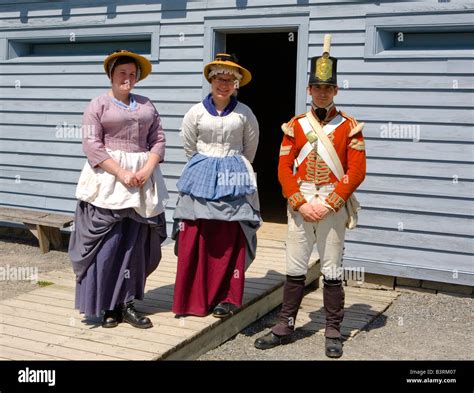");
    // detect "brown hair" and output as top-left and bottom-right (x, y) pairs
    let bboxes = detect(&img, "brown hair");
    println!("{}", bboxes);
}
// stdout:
(109, 56), (139, 78)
